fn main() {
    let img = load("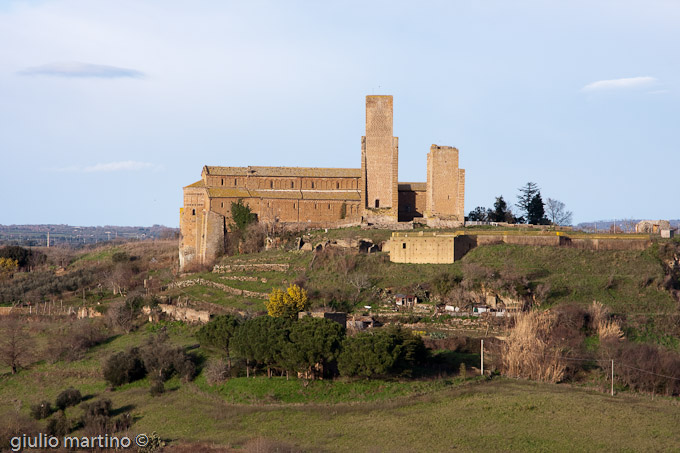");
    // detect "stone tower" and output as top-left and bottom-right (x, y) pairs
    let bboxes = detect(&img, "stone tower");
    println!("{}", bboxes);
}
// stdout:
(361, 95), (399, 220)
(425, 145), (465, 221)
